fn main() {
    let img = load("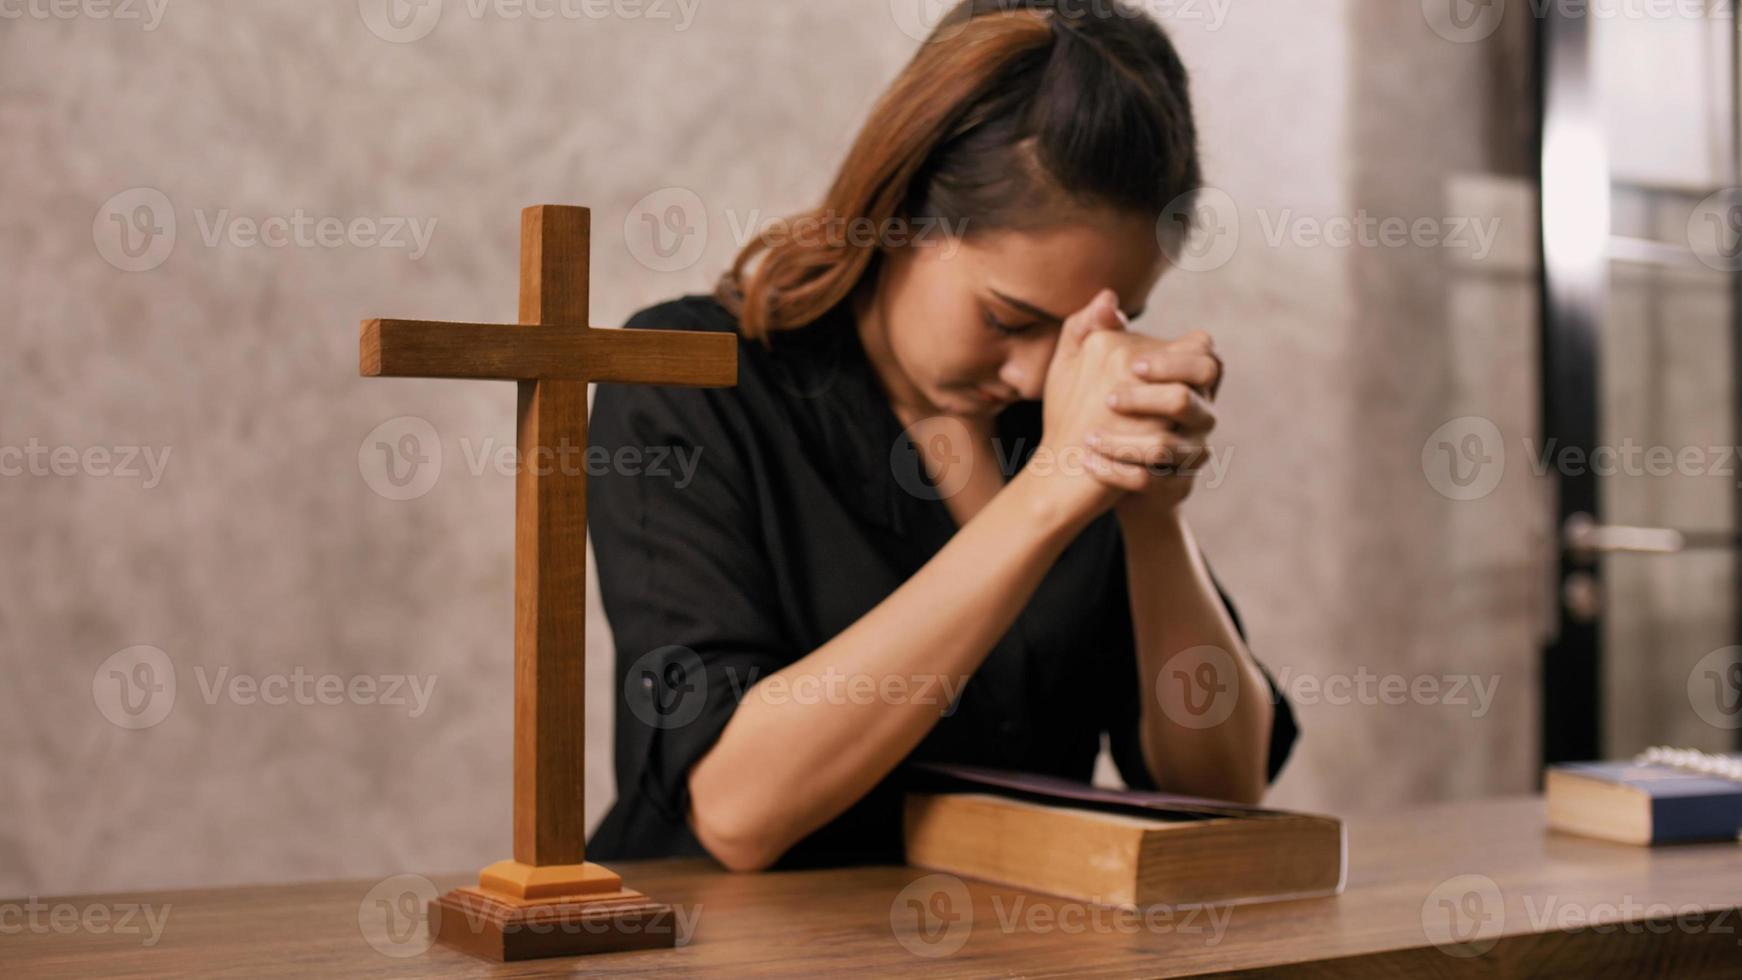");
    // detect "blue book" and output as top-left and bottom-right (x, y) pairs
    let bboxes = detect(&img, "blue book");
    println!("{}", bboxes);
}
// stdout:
(1546, 759), (1742, 845)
